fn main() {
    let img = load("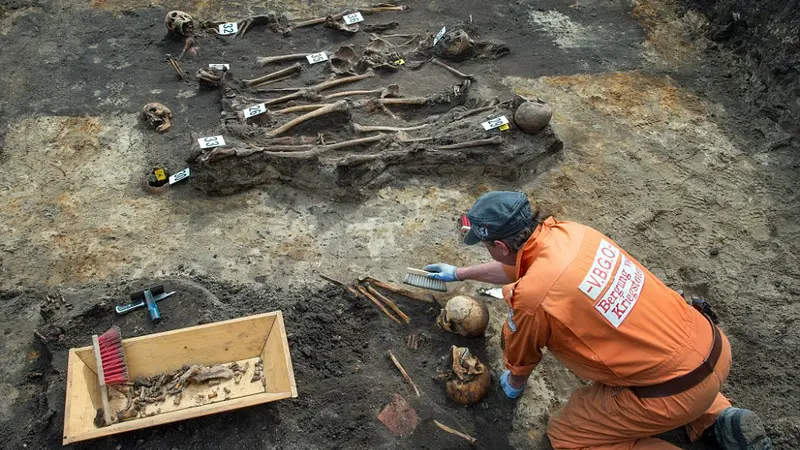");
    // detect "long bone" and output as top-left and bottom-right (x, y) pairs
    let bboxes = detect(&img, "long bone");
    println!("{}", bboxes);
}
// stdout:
(256, 134), (388, 158)
(291, 5), (409, 29)
(267, 101), (350, 137)
(430, 58), (475, 80)
(434, 136), (503, 150)
(259, 71), (375, 106)
(242, 63), (302, 87)
(352, 123), (428, 133)
(256, 53), (312, 66)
